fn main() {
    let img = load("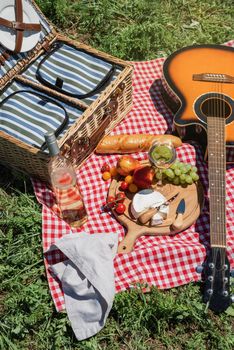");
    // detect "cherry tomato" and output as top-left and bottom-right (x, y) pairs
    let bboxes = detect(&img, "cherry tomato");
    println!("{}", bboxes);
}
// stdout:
(106, 196), (116, 208)
(102, 171), (111, 181)
(125, 175), (133, 184)
(110, 166), (118, 177)
(115, 203), (126, 214)
(128, 183), (138, 193)
(120, 181), (128, 191)
(101, 163), (110, 173)
(115, 192), (126, 203)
